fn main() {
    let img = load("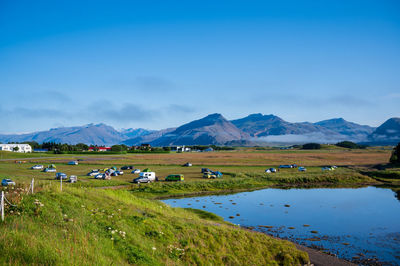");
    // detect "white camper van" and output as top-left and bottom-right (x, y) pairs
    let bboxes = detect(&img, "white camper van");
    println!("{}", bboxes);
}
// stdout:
(133, 172), (156, 183)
